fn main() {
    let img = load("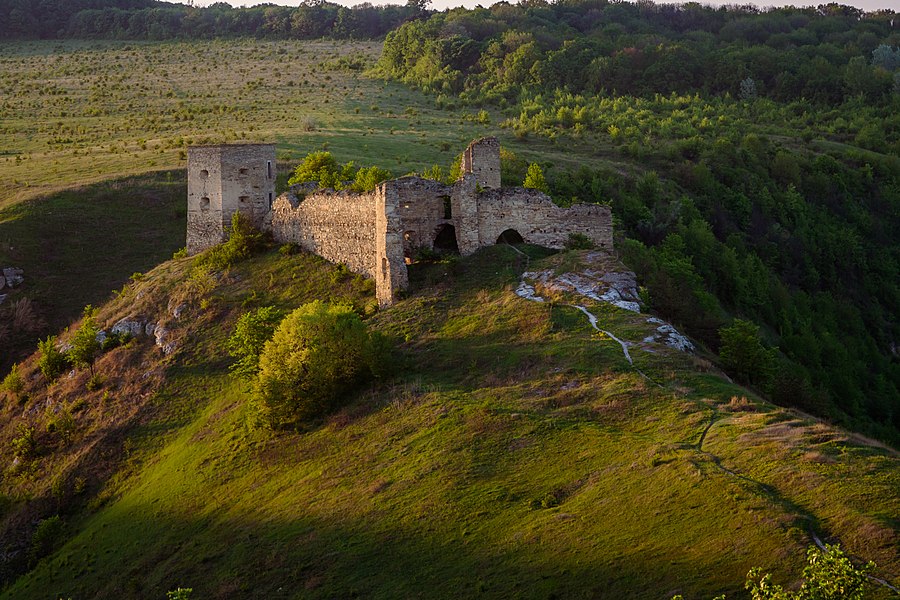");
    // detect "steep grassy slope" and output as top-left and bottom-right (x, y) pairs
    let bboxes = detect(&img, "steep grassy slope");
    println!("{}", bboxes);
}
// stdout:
(1, 244), (897, 599)
(0, 171), (185, 371)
